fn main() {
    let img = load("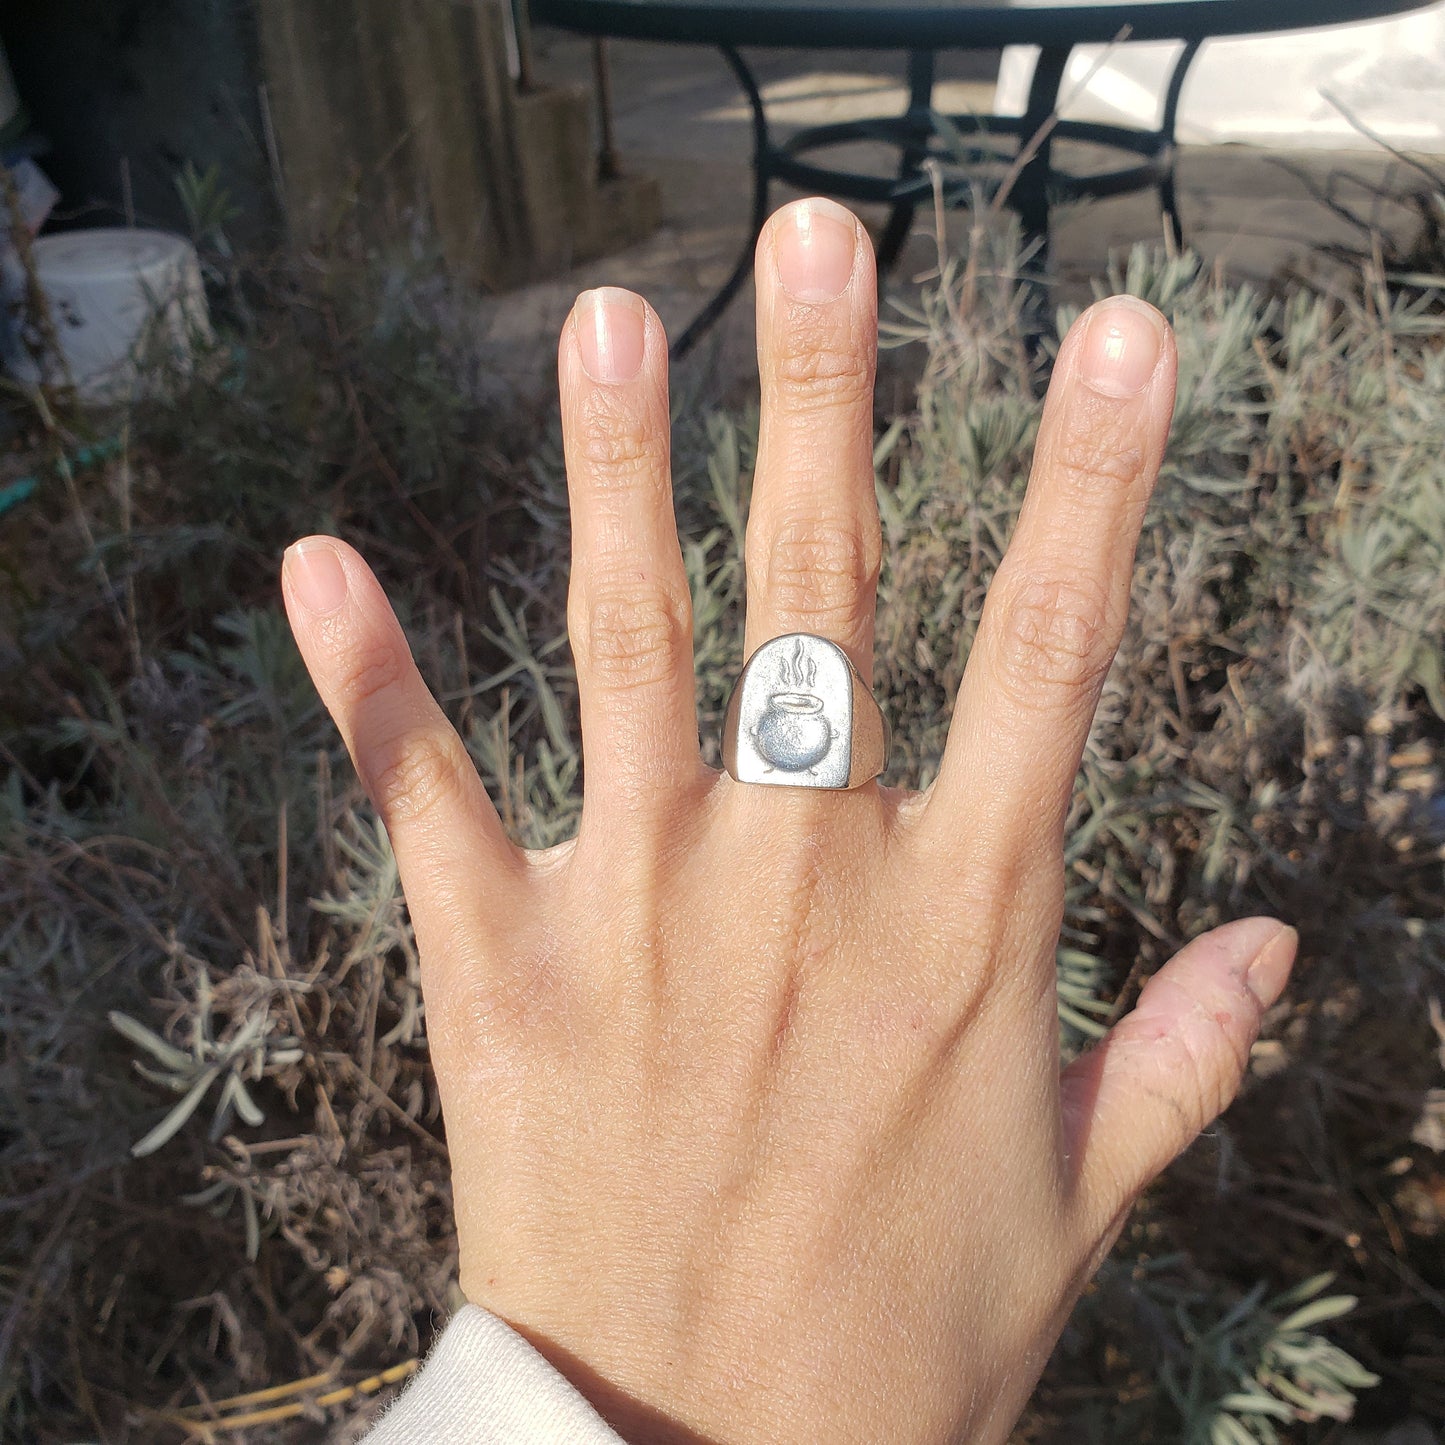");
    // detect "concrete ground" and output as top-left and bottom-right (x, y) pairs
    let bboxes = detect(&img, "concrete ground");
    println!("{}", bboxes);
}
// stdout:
(476, 33), (1428, 402)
